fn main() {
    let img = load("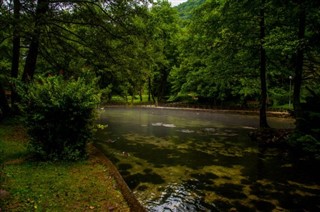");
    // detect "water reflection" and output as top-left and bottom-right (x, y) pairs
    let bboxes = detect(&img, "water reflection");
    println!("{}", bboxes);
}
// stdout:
(95, 107), (320, 211)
